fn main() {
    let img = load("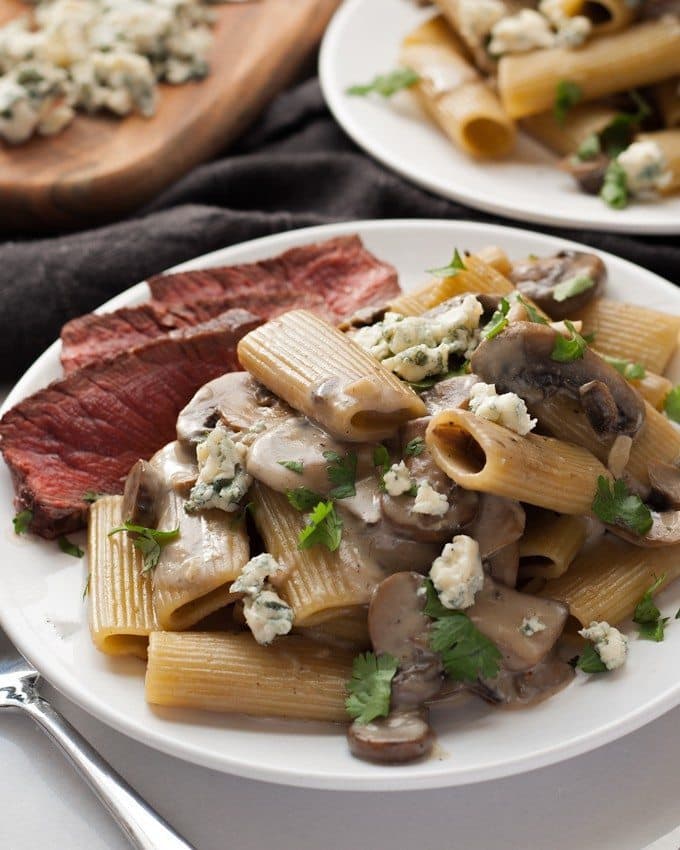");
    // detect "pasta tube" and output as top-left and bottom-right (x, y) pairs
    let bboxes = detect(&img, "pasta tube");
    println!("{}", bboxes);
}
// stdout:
(426, 409), (610, 514)
(521, 102), (620, 156)
(146, 632), (354, 721)
(570, 0), (636, 33)
(541, 536), (680, 626)
(519, 511), (589, 580)
(88, 496), (158, 659)
(237, 310), (425, 442)
(297, 606), (371, 651)
(400, 16), (516, 158)
(498, 19), (680, 119)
